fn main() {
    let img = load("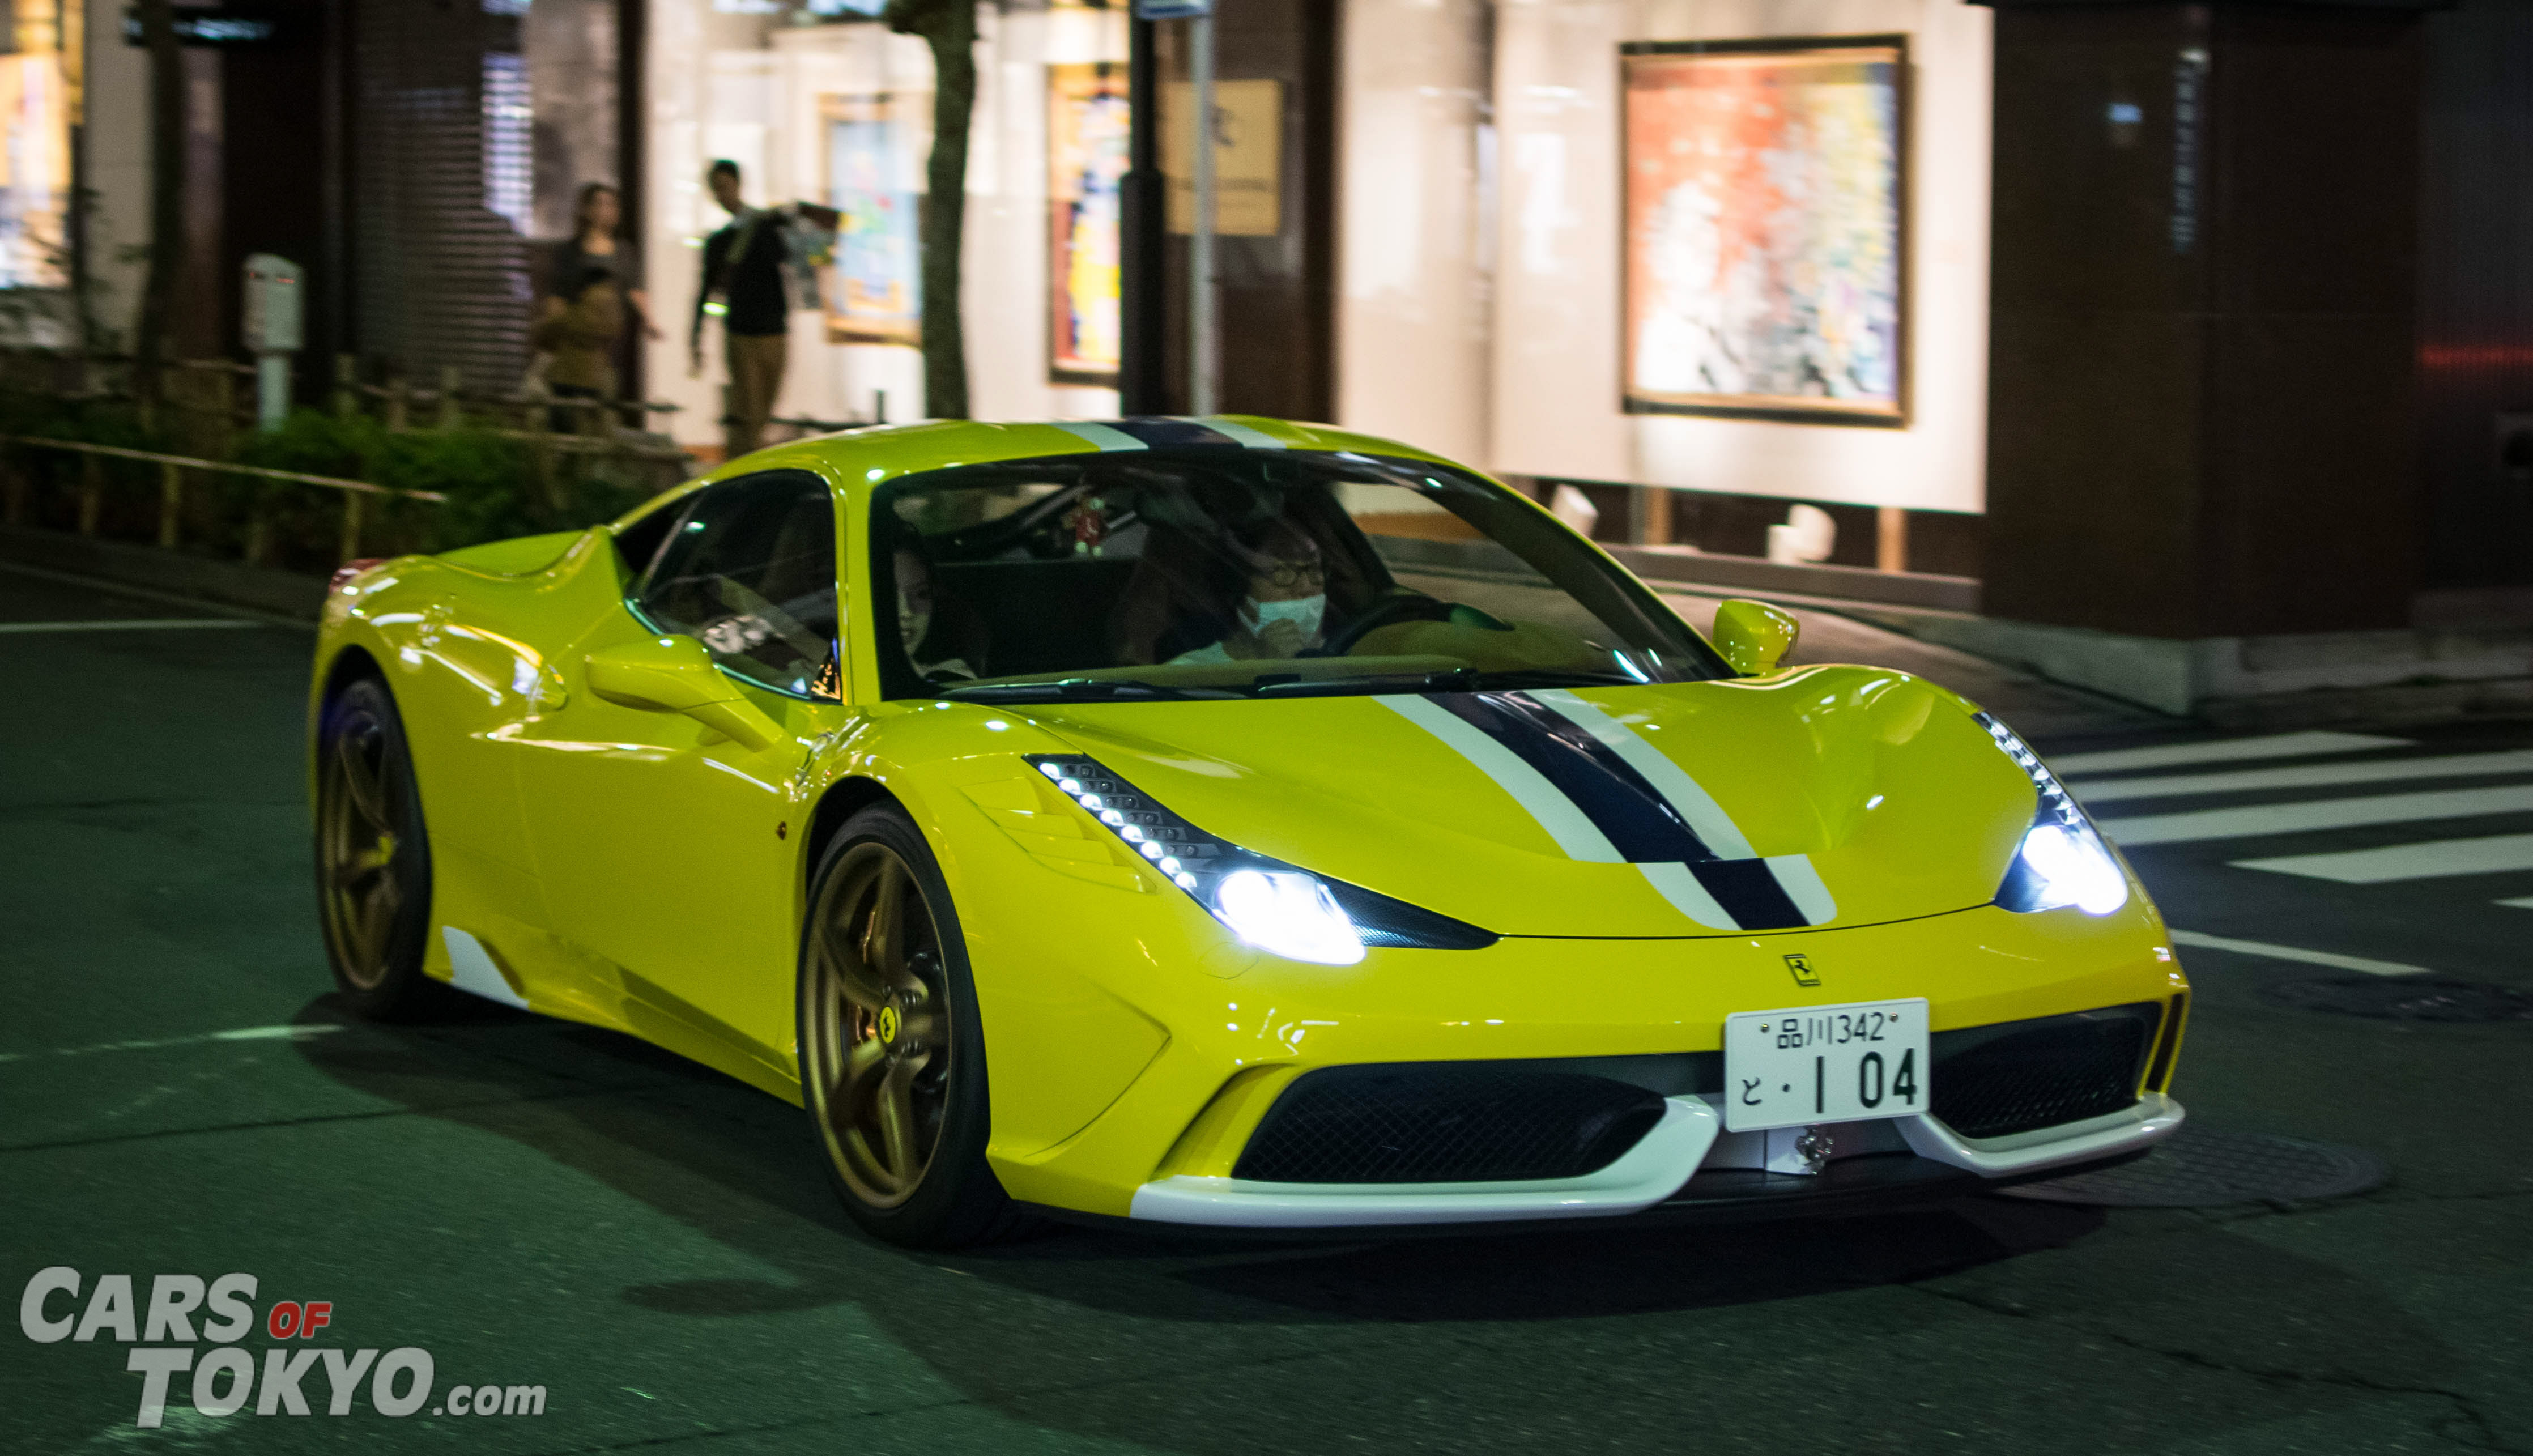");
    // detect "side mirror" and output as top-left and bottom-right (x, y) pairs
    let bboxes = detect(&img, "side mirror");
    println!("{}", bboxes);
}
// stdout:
(584, 636), (786, 752)
(1711, 598), (1800, 676)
